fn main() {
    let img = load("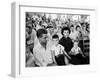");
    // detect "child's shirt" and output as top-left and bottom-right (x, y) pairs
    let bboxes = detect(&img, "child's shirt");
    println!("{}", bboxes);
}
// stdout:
(51, 44), (64, 56)
(71, 46), (81, 55)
